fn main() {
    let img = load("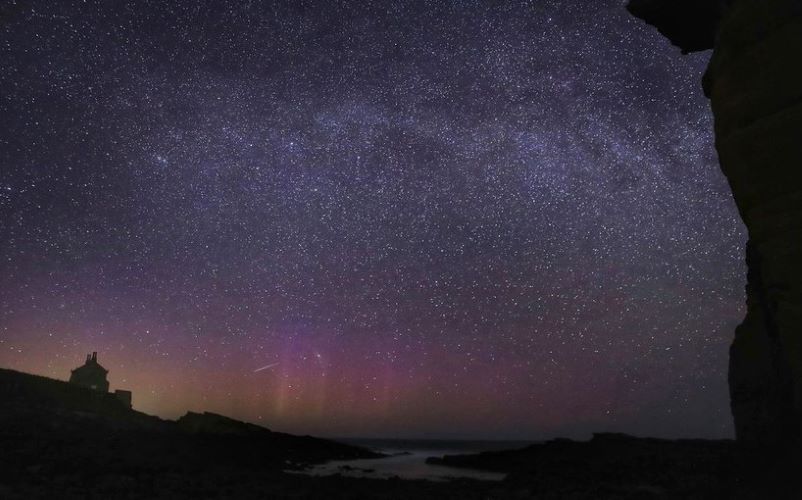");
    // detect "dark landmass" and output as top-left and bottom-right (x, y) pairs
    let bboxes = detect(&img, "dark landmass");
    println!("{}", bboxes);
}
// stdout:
(427, 434), (735, 473)
(0, 368), (498, 499)
(2, 367), (801, 498)
(428, 433), (802, 498)
(0, 367), (382, 465)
